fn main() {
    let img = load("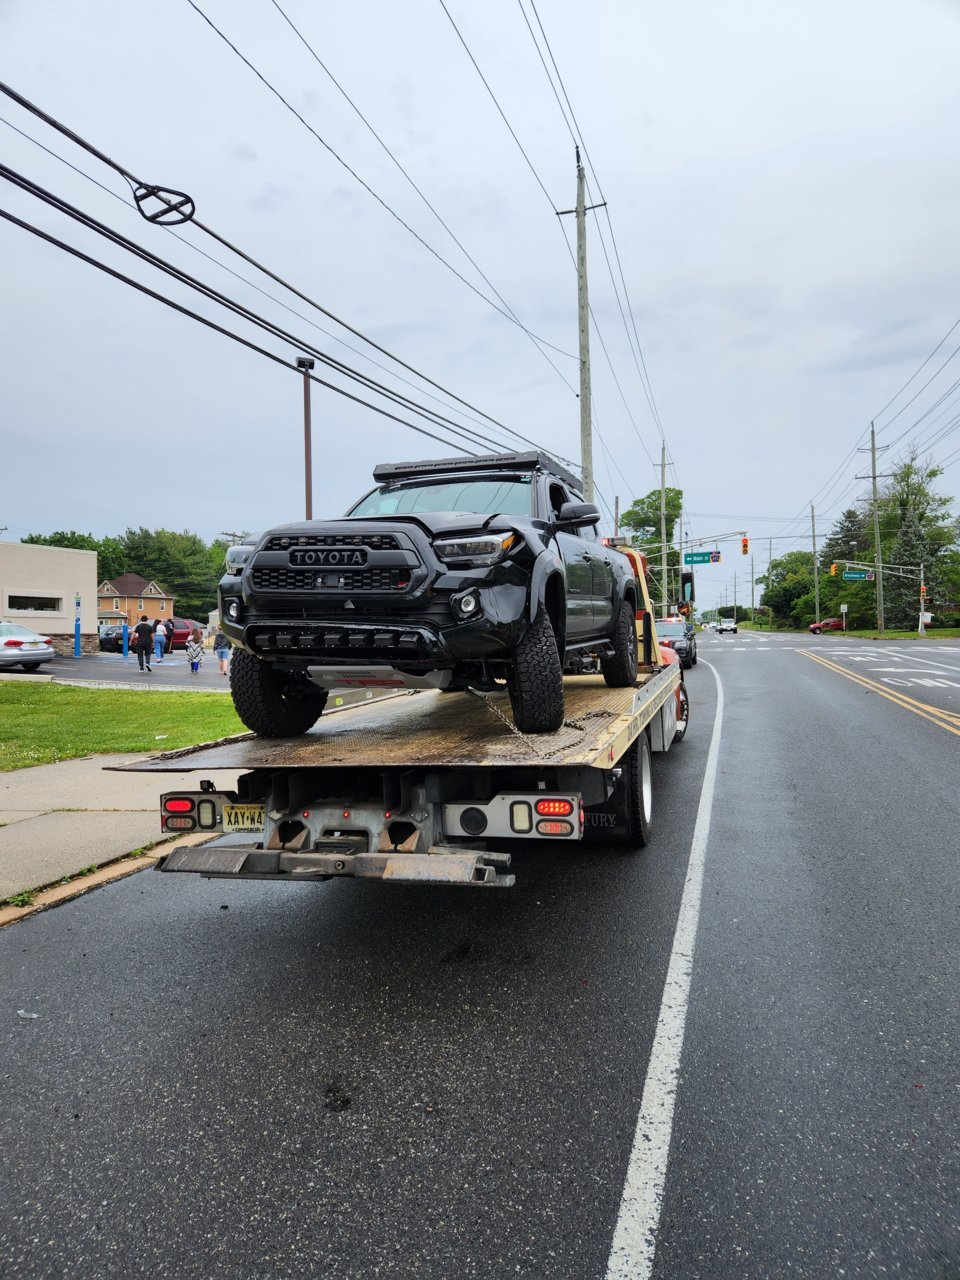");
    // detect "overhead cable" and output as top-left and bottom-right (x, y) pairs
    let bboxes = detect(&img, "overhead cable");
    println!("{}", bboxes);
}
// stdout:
(0, 78), (535, 443)
(0, 203), (479, 456)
